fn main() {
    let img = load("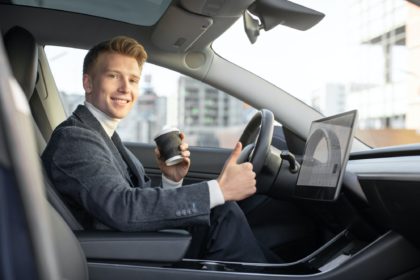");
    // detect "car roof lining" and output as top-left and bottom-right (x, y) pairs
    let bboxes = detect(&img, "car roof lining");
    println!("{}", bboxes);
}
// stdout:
(0, 1), (247, 53)
(0, 3), (222, 76)
(7, 0), (172, 26)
